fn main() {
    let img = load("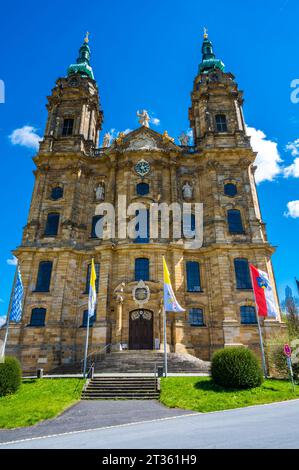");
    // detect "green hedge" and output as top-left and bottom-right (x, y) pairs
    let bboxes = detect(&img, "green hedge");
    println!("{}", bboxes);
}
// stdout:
(0, 356), (22, 396)
(211, 347), (263, 390)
